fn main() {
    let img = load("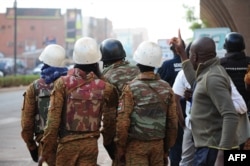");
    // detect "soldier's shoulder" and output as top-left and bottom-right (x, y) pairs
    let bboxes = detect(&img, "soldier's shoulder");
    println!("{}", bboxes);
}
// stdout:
(104, 81), (116, 89)
(53, 77), (66, 89)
